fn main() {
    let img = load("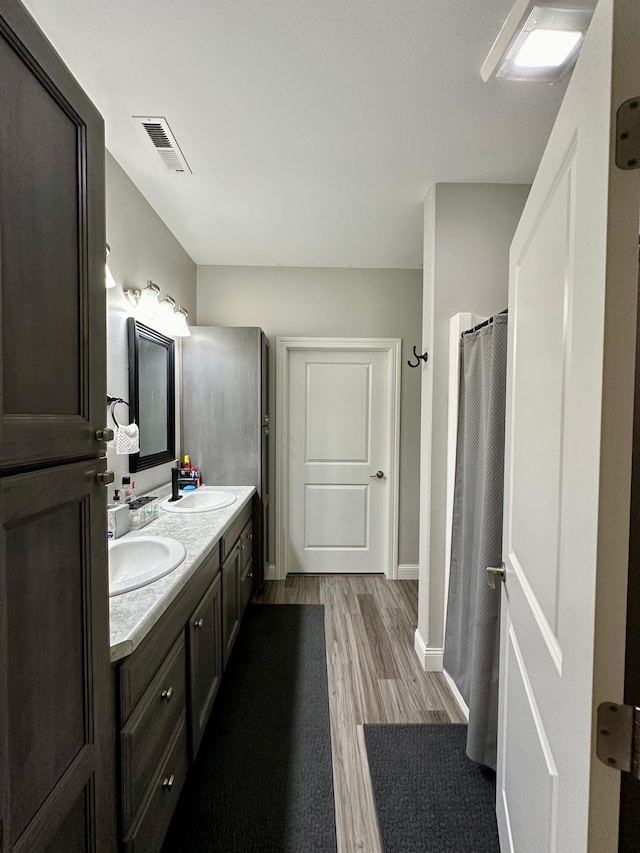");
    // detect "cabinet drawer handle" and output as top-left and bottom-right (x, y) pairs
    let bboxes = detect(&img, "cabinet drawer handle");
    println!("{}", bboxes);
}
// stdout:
(96, 470), (115, 485)
(248, 572), (253, 579)
(248, 533), (253, 540)
(162, 774), (175, 791)
(160, 686), (173, 701)
(194, 618), (204, 629)
(95, 428), (114, 441)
